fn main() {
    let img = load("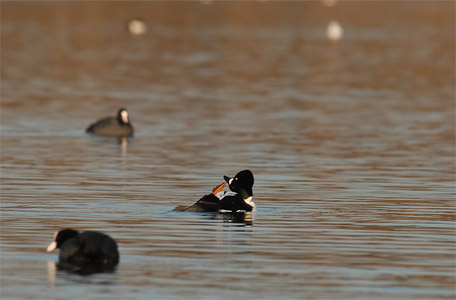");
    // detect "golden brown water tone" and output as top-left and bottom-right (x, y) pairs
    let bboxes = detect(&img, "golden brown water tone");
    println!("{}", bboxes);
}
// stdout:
(1, 2), (455, 299)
